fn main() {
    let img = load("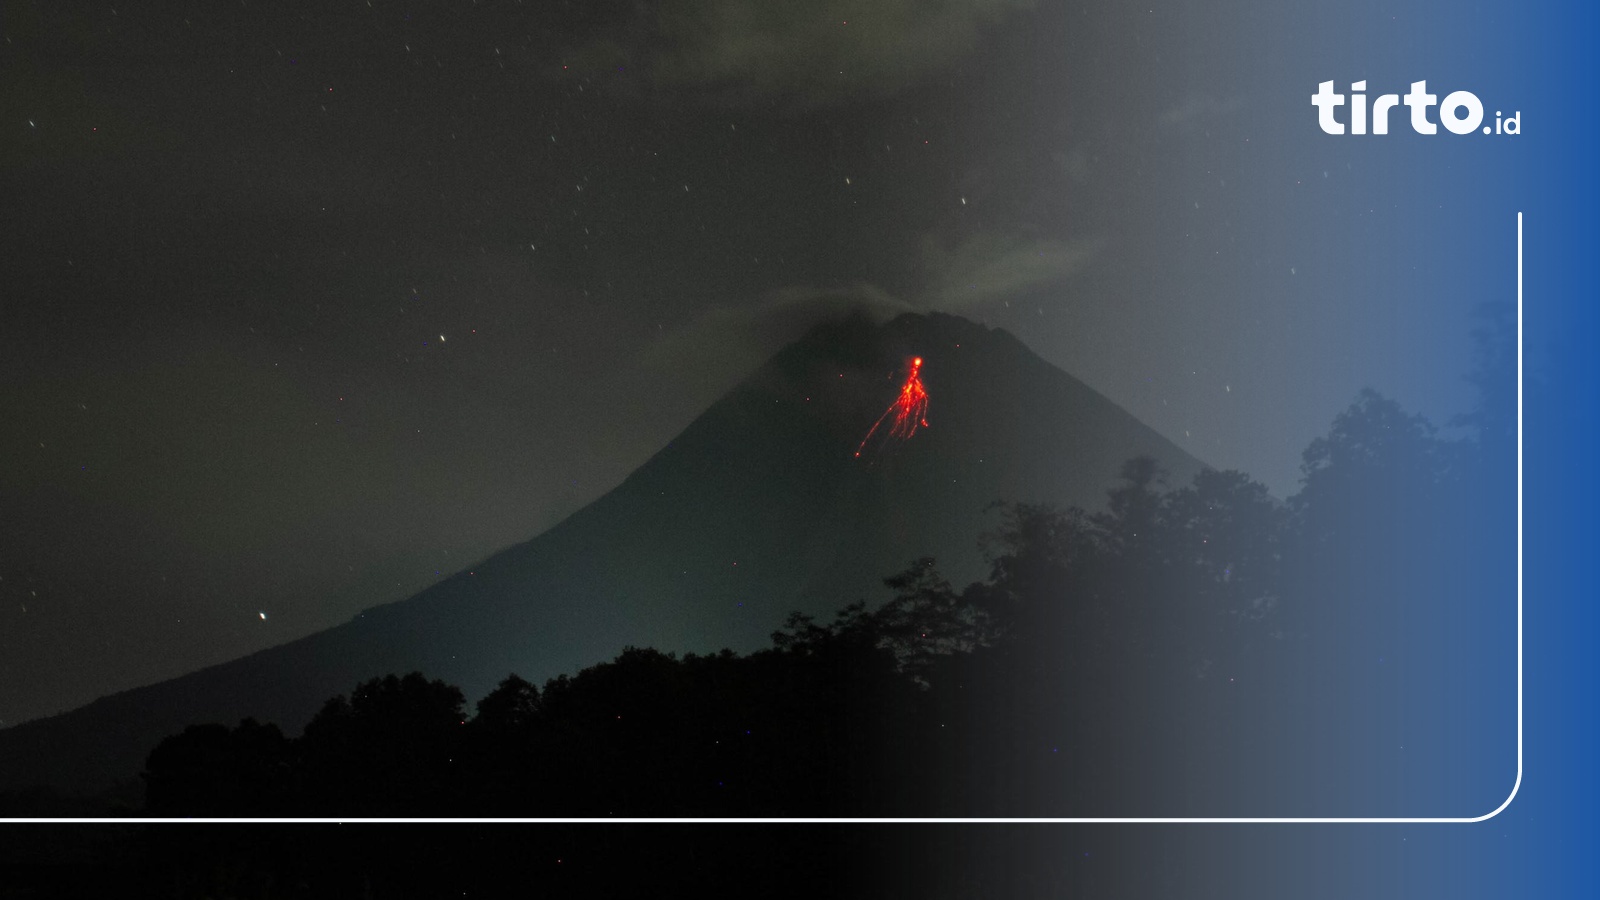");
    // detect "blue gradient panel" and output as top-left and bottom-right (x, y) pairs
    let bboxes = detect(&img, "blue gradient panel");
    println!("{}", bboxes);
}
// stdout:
(916, 1), (1596, 895)
(1429, 0), (1600, 892)
(1210, 0), (1588, 893)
